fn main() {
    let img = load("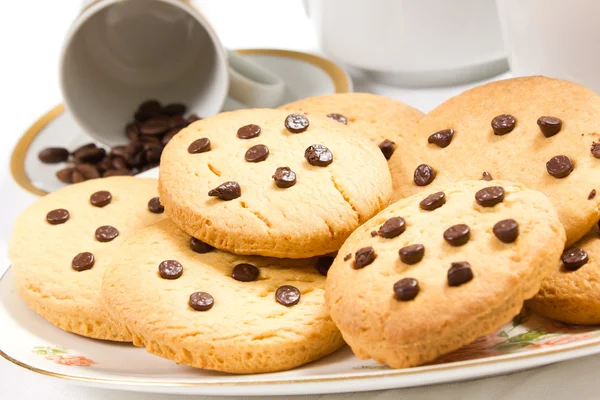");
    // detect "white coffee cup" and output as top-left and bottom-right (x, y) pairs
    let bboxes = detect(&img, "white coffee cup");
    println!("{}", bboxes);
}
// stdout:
(496, 0), (600, 93)
(305, 0), (508, 87)
(61, 0), (285, 146)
